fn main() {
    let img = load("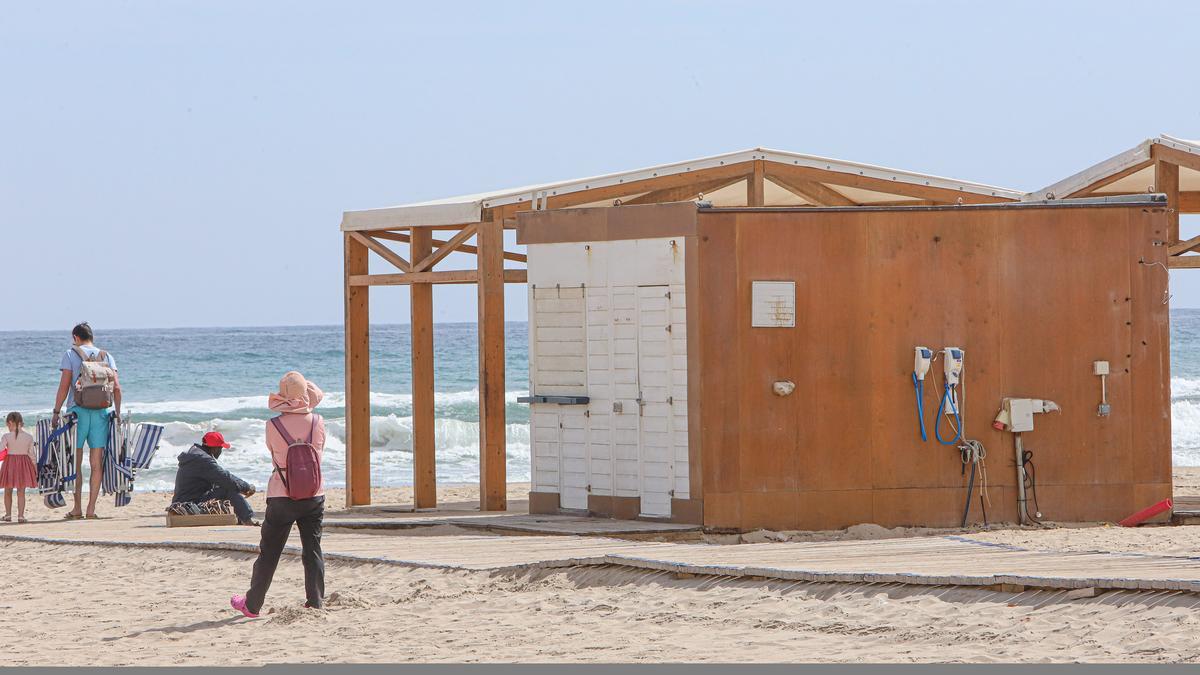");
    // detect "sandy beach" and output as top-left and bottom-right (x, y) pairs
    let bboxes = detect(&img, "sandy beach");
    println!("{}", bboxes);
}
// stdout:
(0, 470), (1196, 664)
